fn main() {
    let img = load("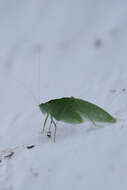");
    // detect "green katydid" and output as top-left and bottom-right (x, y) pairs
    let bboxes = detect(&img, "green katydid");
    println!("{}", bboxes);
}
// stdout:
(15, 51), (116, 142)
(39, 96), (117, 142)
